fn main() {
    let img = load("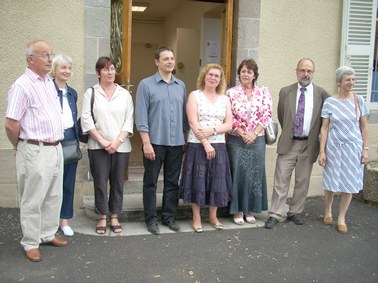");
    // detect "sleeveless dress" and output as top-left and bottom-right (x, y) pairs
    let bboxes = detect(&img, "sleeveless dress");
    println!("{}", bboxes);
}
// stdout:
(179, 90), (232, 207)
(321, 95), (368, 193)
